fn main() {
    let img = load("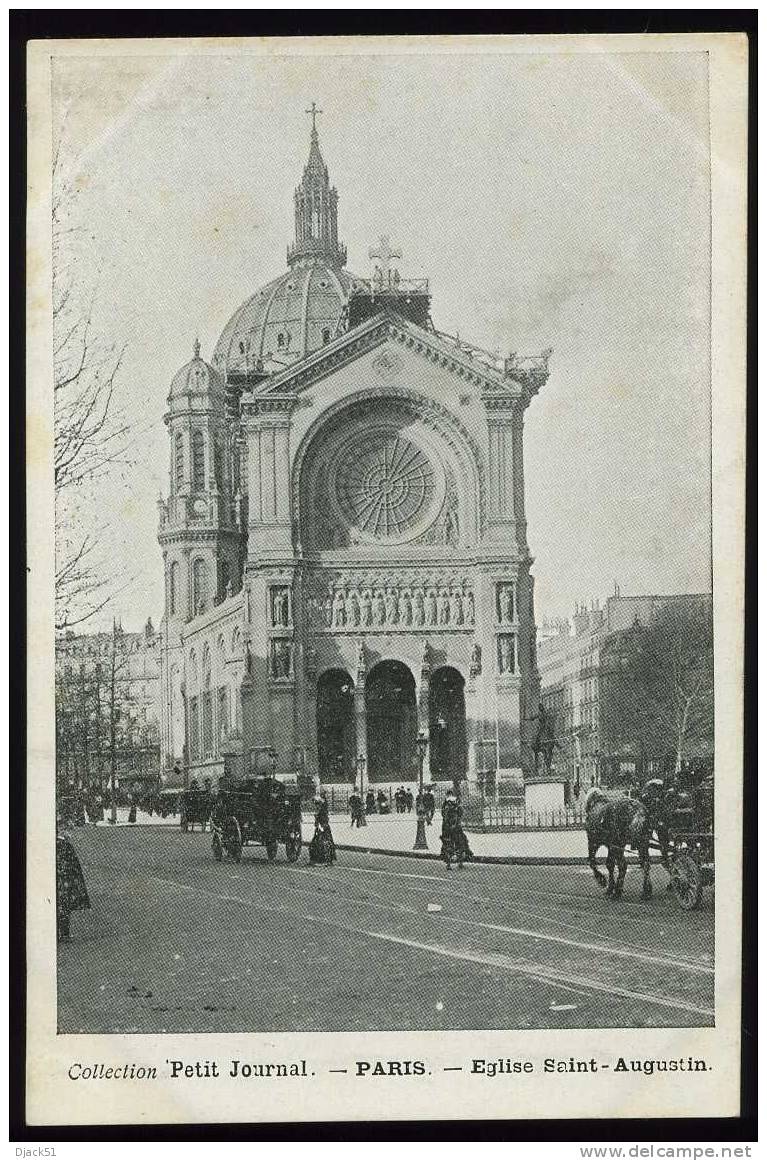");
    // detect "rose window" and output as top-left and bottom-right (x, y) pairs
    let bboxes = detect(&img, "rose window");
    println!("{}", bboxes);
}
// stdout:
(327, 427), (445, 544)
